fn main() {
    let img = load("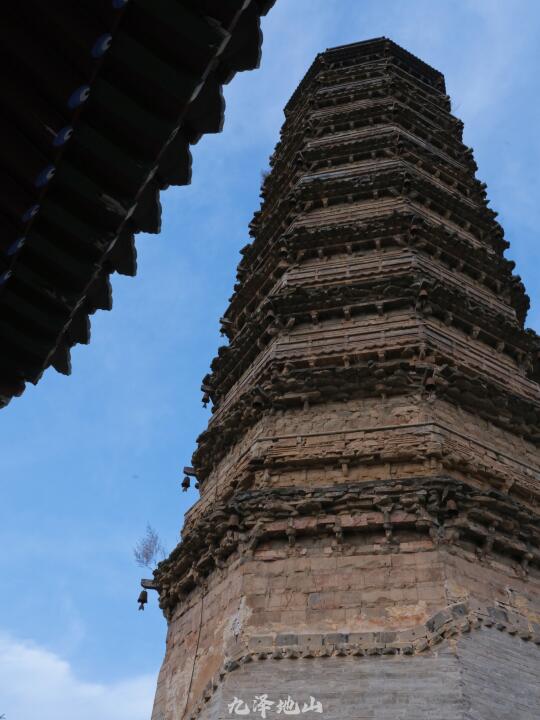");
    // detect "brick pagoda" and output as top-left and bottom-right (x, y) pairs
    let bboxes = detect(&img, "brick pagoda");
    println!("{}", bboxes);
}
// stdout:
(151, 38), (540, 720)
